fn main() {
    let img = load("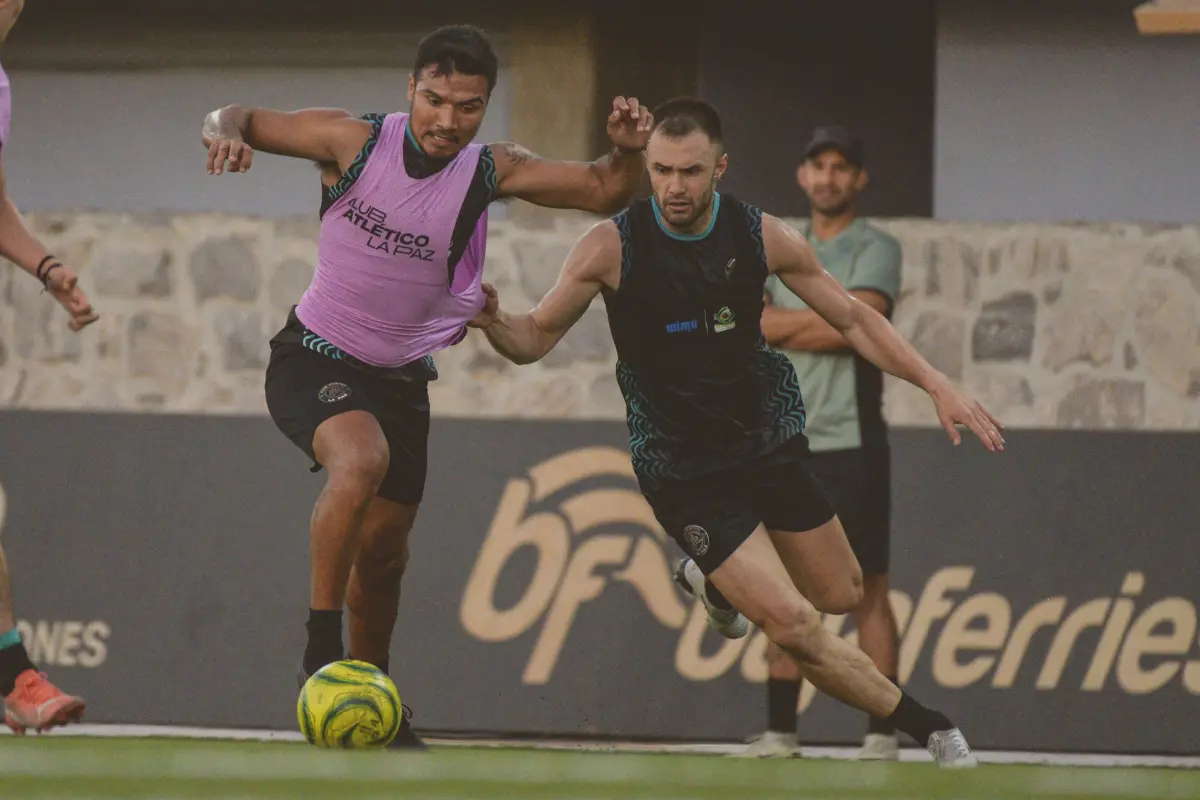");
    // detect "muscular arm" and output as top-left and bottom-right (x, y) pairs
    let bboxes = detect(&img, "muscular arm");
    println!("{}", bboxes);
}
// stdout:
(761, 289), (891, 352)
(201, 105), (371, 172)
(490, 141), (645, 215)
(763, 214), (942, 393)
(481, 222), (621, 364)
